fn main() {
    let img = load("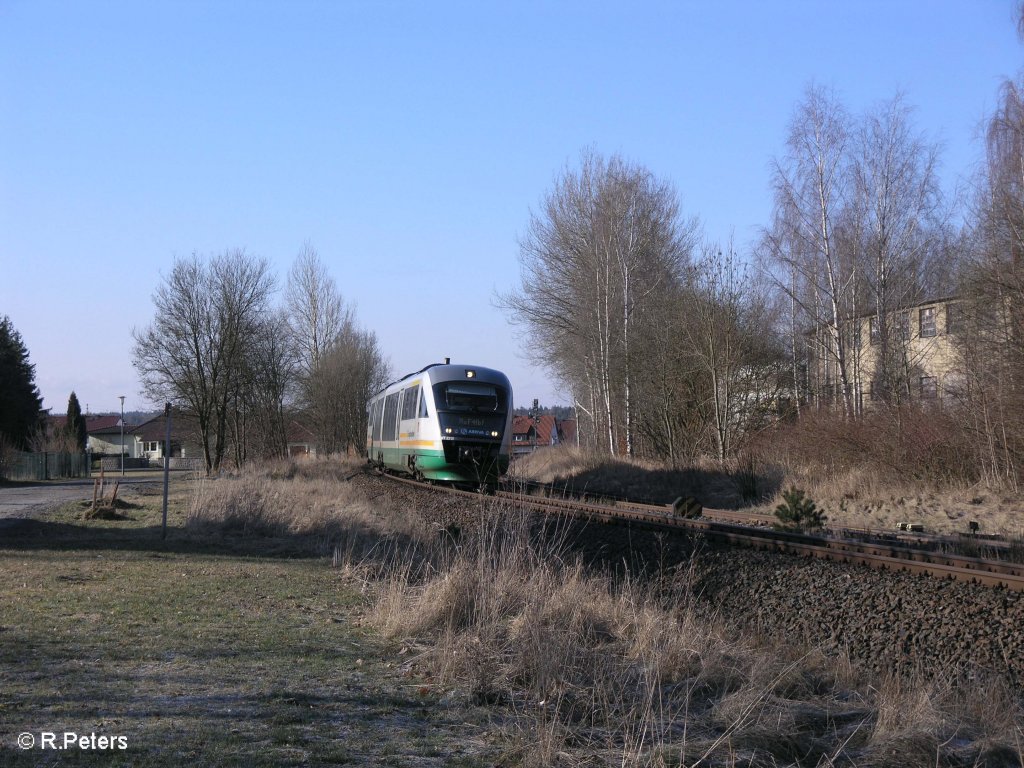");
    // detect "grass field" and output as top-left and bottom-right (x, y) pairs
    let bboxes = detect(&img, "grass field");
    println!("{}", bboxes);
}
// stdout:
(0, 475), (498, 767)
(3, 460), (1022, 766)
